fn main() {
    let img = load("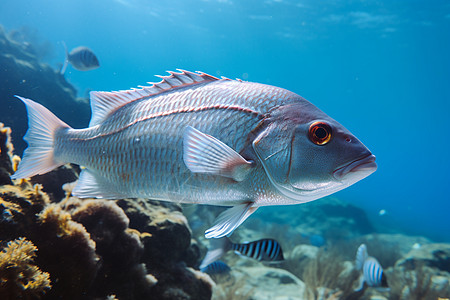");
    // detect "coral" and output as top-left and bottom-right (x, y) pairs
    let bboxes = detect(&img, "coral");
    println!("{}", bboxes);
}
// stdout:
(0, 237), (51, 299)
(0, 181), (50, 241)
(35, 202), (100, 299)
(65, 197), (152, 299)
(117, 198), (212, 300)
(116, 198), (194, 267)
(0, 123), (15, 185)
